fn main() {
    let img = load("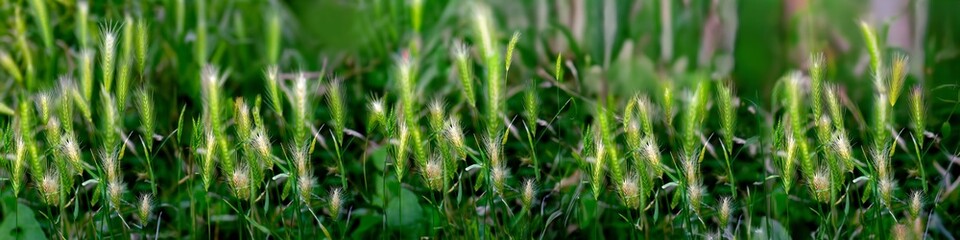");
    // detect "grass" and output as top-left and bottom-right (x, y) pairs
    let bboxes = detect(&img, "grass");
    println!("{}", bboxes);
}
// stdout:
(0, 1), (959, 239)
